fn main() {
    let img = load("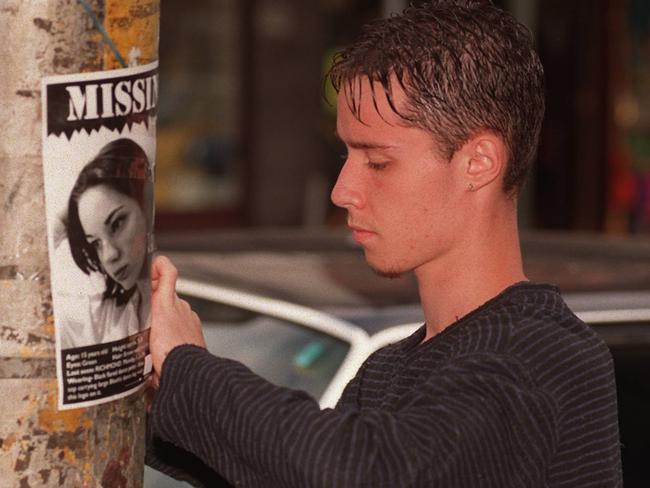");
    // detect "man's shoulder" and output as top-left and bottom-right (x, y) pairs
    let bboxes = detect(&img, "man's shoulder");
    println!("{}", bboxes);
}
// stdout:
(466, 283), (615, 395)
(464, 282), (603, 352)
(500, 283), (608, 359)
(437, 283), (613, 381)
